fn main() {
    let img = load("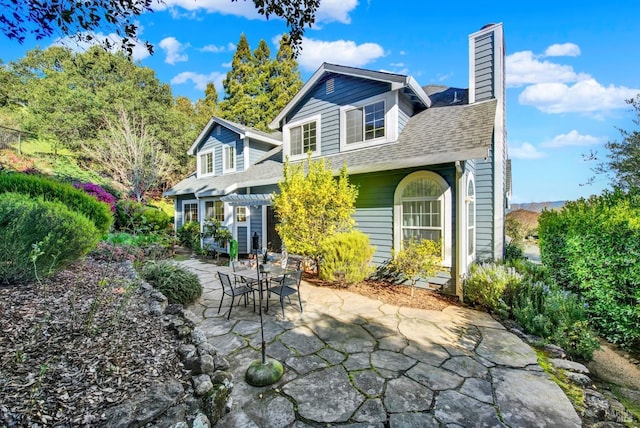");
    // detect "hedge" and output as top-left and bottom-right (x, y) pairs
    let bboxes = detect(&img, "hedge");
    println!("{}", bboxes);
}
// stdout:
(538, 188), (640, 350)
(0, 172), (113, 234)
(0, 192), (101, 284)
